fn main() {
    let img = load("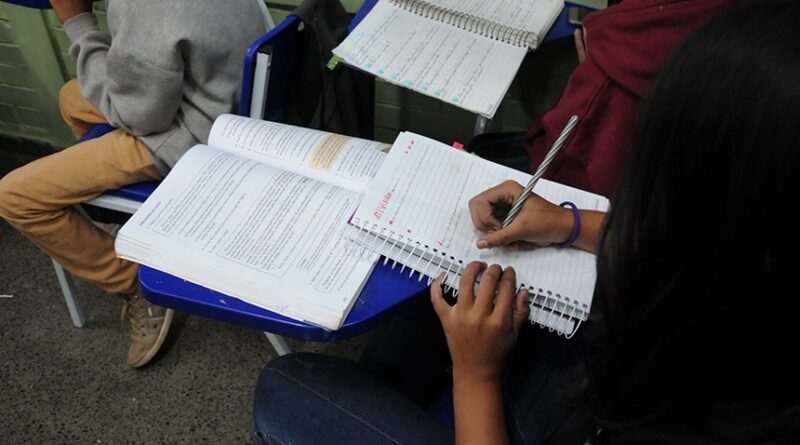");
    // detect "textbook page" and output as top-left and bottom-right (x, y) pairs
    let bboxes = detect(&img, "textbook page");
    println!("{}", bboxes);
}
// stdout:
(208, 114), (388, 193)
(332, 1), (527, 118)
(350, 132), (609, 320)
(116, 144), (378, 330)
